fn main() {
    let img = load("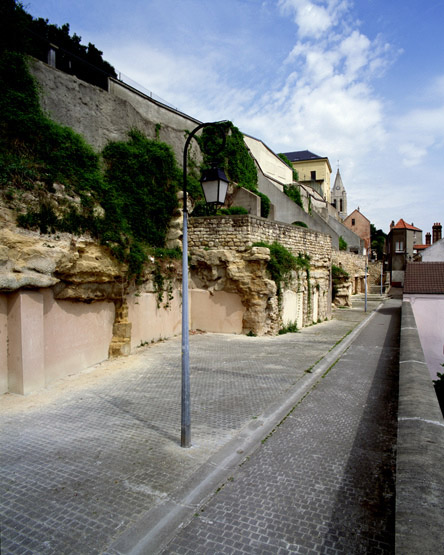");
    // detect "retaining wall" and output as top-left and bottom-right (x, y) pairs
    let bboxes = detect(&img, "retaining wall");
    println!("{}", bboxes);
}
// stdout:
(396, 301), (444, 553)
(30, 59), (200, 165)
(0, 288), (182, 395)
(189, 215), (332, 267)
